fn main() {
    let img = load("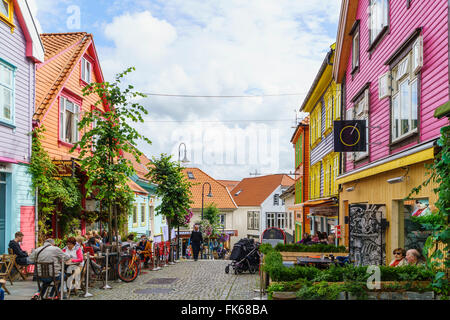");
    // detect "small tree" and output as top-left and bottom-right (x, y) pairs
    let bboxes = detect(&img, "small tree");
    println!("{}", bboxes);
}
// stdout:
(147, 154), (193, 245)
(72, 67), (151, 239)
